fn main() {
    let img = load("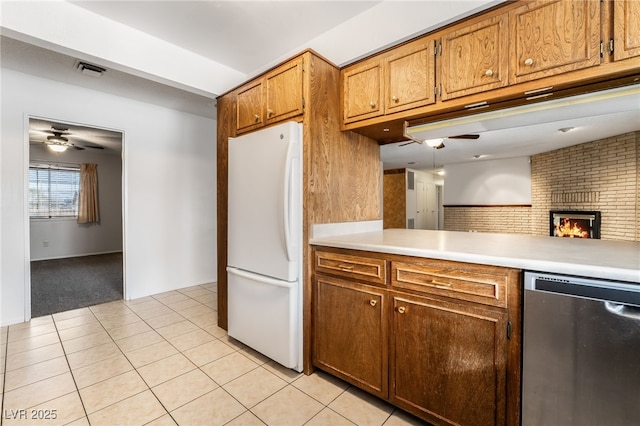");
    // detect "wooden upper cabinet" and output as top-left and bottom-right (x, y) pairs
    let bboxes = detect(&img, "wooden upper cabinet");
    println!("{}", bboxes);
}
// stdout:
(236, 79), (264, 133)
(613, 0), (640, 61)
(265, 57), (304, 124)
(384, 38), (436, 114)
(509, 0), (601, 84)
(440, 13), (509, 101)
(236, 56), (304, 133)
(343, 58), (383, 123)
